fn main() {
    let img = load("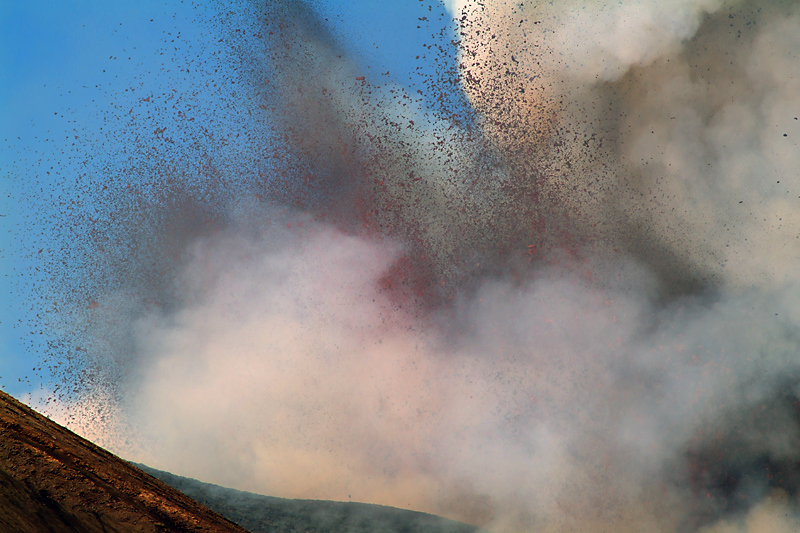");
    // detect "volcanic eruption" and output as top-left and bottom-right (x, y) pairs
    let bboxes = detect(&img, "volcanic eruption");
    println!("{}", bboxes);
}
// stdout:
(20, 0), (800, 531)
